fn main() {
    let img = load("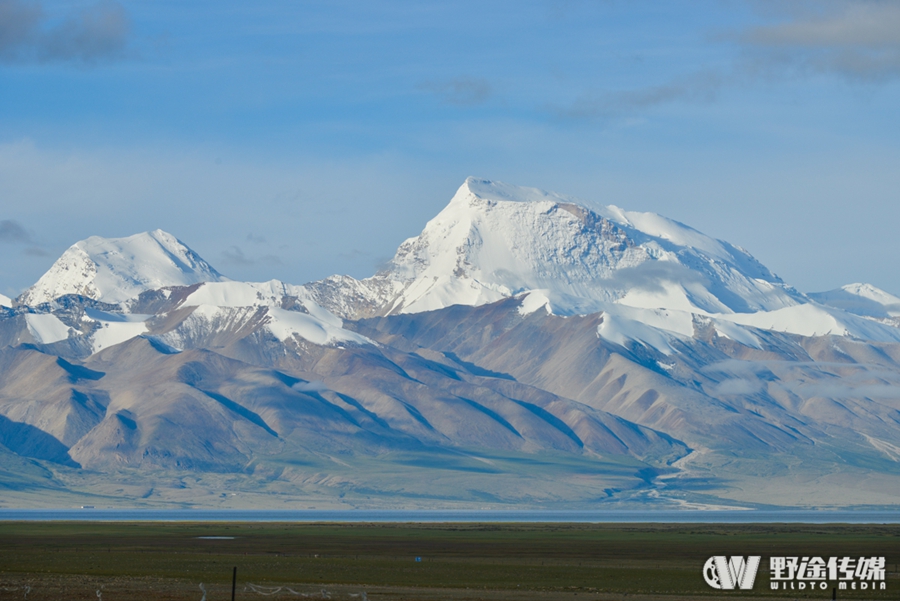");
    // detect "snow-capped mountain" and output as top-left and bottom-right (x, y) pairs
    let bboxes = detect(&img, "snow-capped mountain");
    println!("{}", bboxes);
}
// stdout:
(304, 178), (900, 347)
(18, 229), (225, 306)
(12, 179), (900, 353)
(306, 178), (807, 319)
(810, 283), (900, 319)
(365, 178), (807, 315)
(3, 177), (900, 509)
